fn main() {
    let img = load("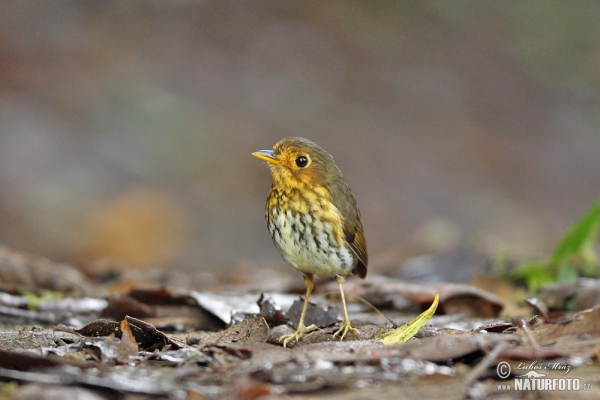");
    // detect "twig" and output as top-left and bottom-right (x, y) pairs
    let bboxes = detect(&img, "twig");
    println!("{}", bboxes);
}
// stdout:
(464, 340), (508, 387)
